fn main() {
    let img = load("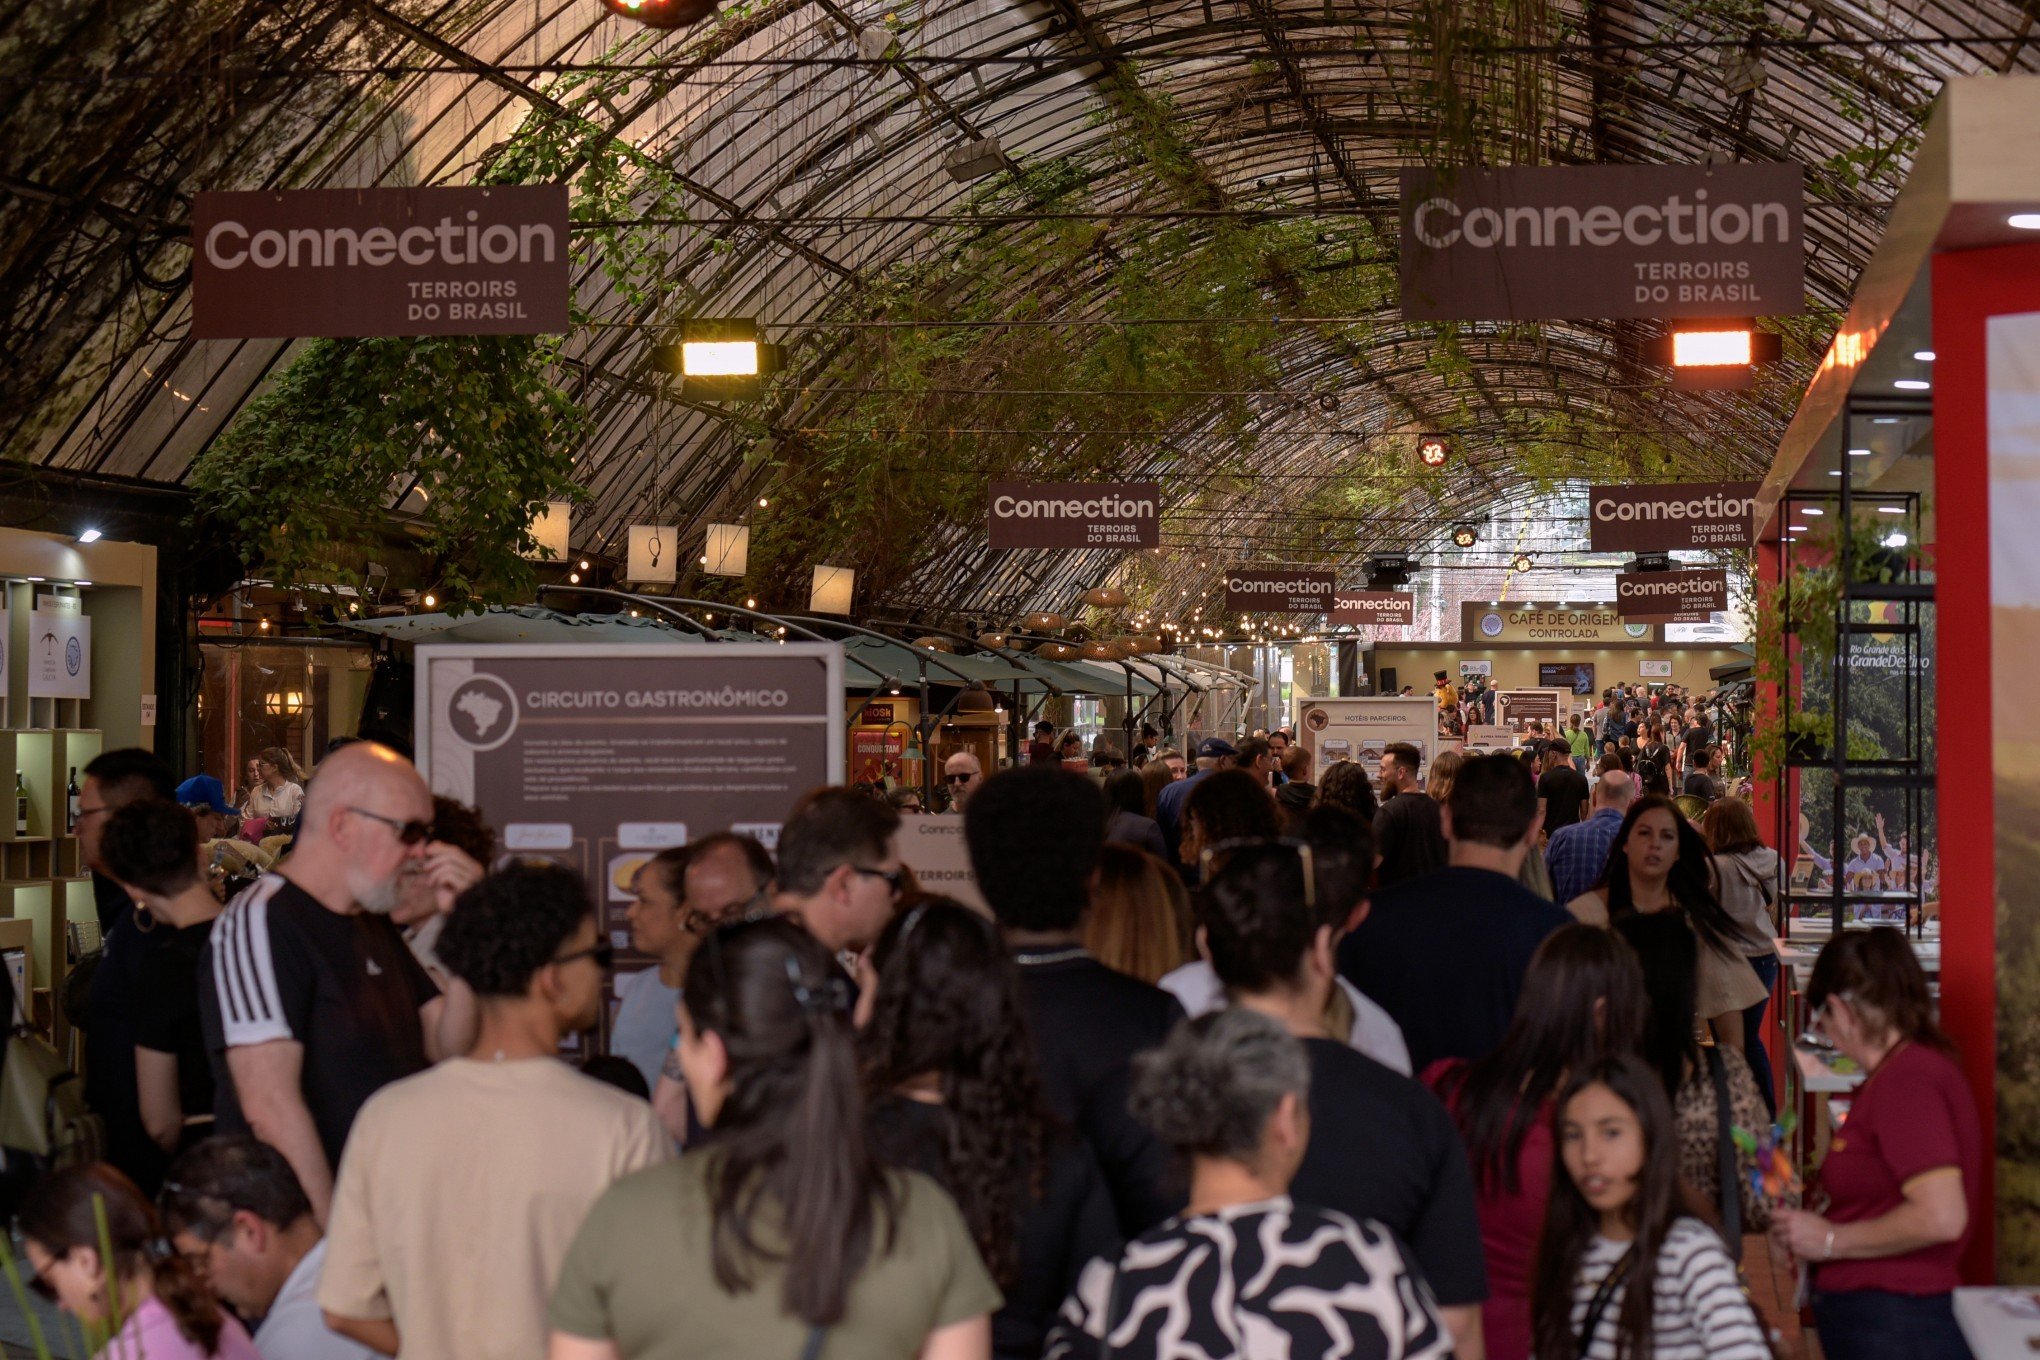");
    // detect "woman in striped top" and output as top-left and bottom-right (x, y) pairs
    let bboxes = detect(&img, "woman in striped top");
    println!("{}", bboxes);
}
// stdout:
(1530, 1054), (1772, 1360)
